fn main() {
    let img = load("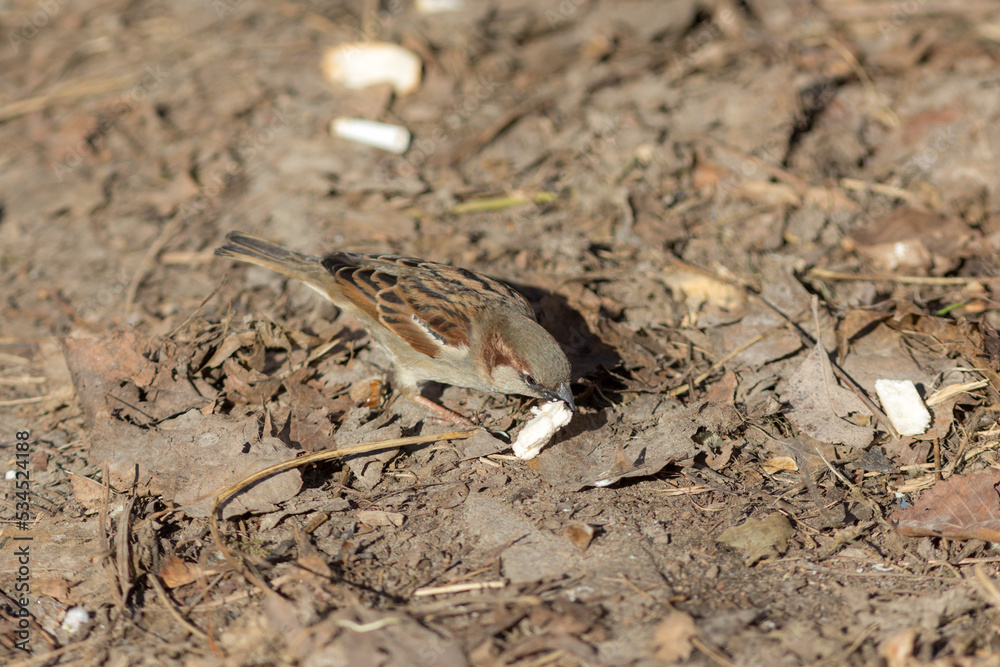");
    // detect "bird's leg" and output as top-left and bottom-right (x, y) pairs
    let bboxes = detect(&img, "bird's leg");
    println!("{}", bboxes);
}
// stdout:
(392, 372), (477, 428)
(409, 395), (476, 428)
